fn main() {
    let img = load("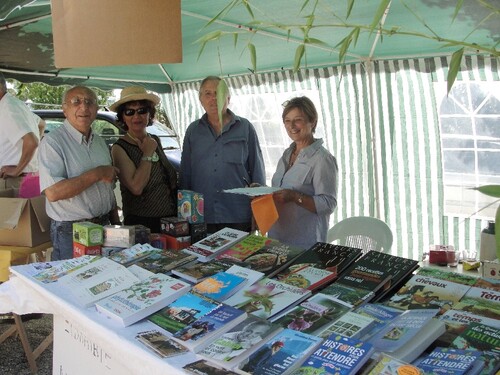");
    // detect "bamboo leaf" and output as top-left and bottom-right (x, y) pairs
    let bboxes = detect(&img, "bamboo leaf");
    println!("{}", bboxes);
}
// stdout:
(194, 31), (223, 45)
(305, 37), (330, 48)
(452, 0), (464, 23)
(447, 47), (464, 94)
(205, 0), (240, 28)
(473, 185), (500, 198)
(293, 44), (305, 73)
(233, 33), (239, 48)
(248, 43), (257, 73)
(346, 0), (355, 18)
(370, 0), (391, 30)
(216, 79), (229, 129)
(301, 0), (310, 12)
(197, 41), (208, 61)
(243, 0), (254, 18)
